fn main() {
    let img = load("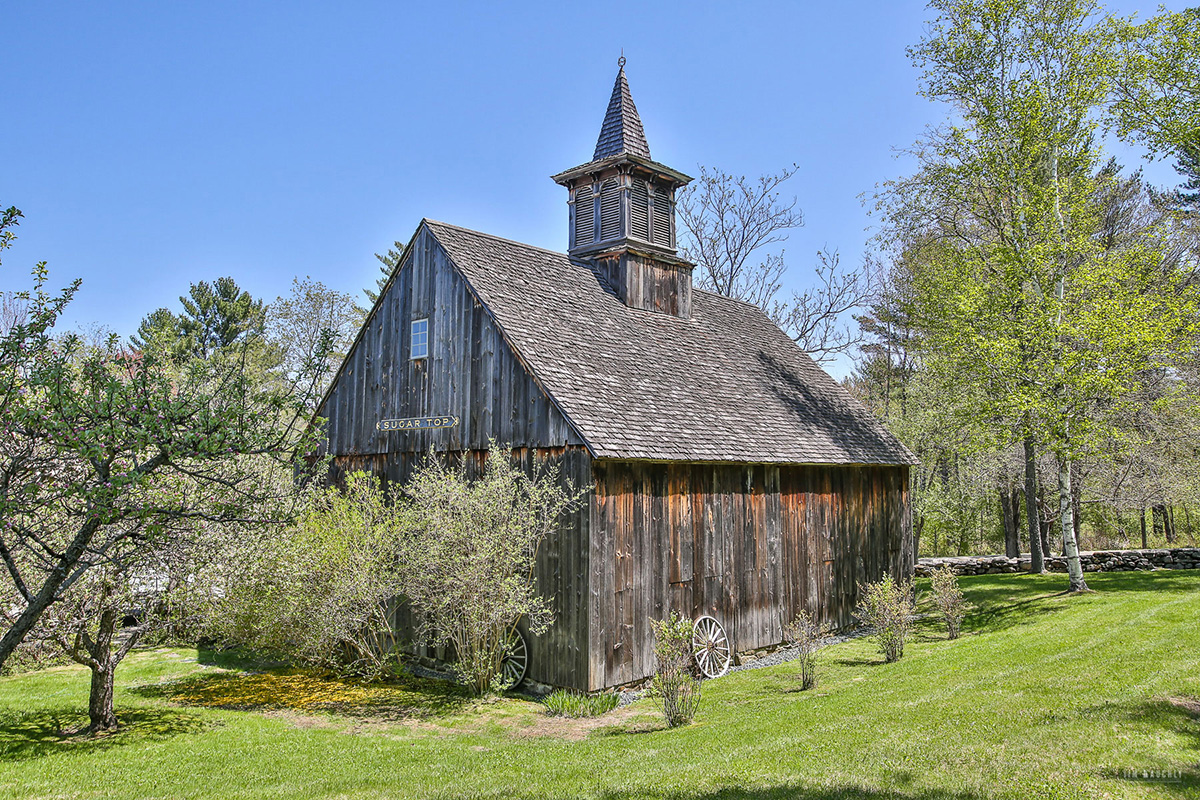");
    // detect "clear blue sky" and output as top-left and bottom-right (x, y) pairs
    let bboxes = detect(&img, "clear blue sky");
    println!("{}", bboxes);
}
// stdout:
(2, 1), (1187, 377)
